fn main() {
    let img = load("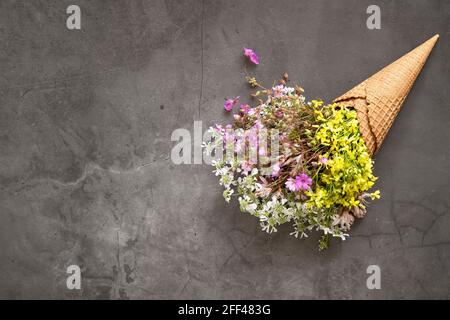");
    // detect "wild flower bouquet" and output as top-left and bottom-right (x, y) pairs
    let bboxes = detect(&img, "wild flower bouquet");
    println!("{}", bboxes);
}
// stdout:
(203, 36), (438, 249)
(204, 73), (379, 249)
